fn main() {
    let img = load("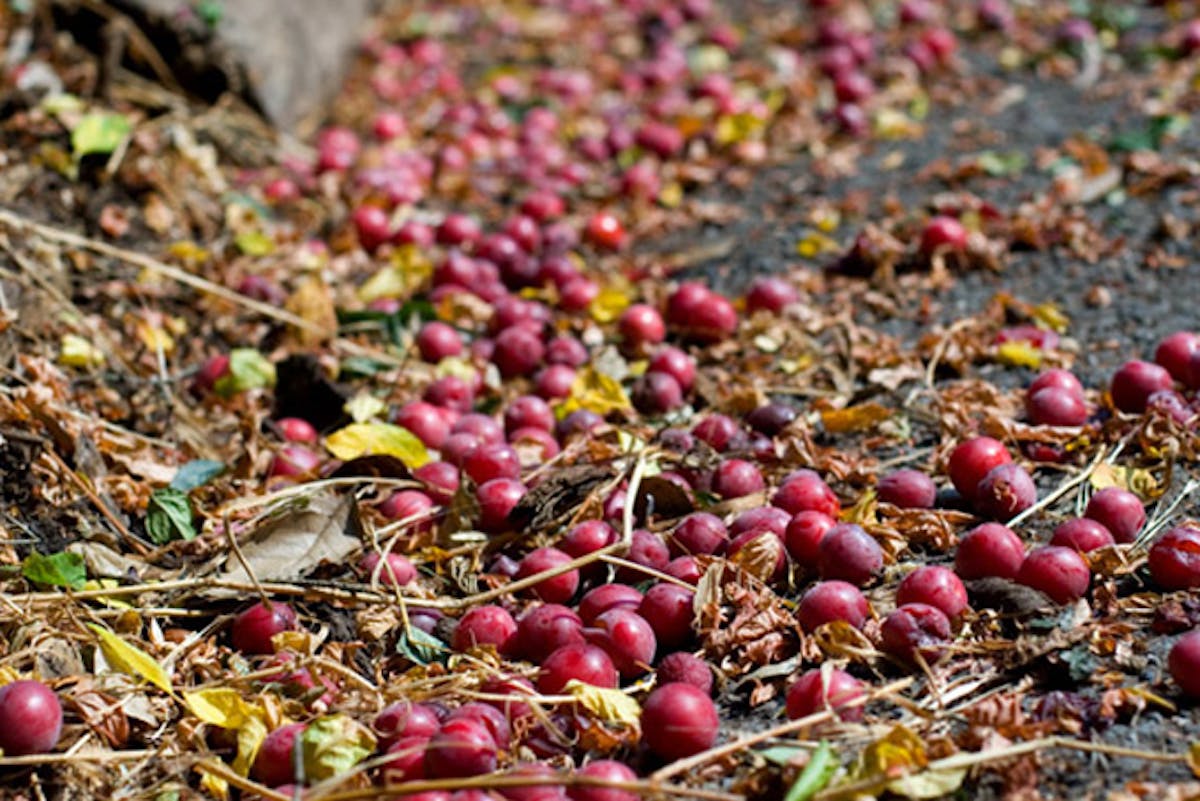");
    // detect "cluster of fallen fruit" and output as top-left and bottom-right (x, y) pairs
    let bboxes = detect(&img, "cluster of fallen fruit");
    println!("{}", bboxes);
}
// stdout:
(8, 0), (1200, 797)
